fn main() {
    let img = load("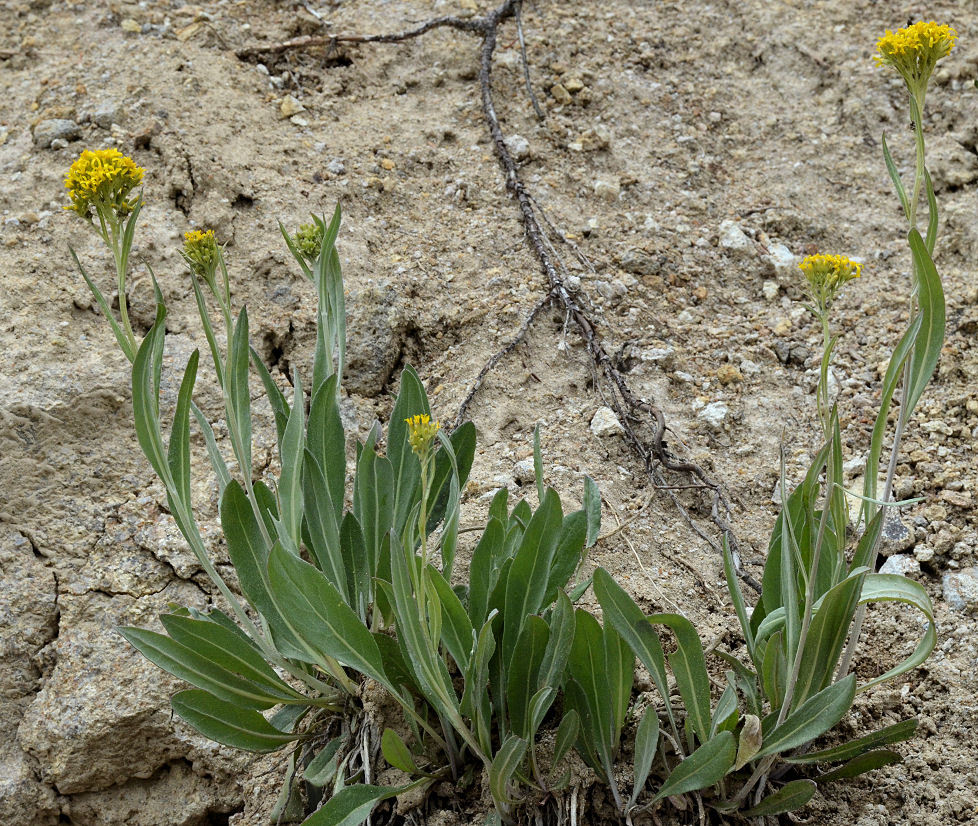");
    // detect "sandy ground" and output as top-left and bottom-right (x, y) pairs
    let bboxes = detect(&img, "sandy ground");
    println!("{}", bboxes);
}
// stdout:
(1, 1), (977, 824)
